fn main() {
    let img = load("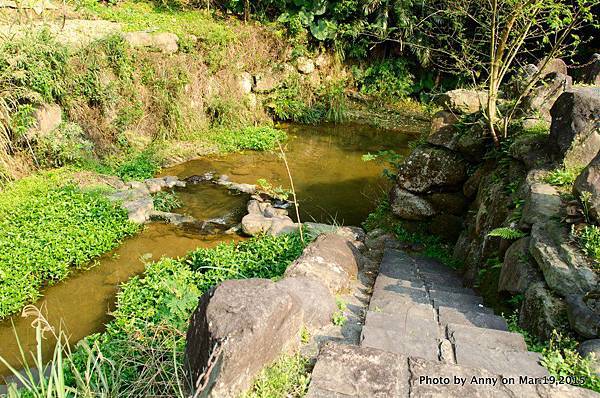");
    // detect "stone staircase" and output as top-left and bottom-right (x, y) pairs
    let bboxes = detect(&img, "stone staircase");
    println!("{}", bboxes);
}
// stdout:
(306, 244), (598, 397)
